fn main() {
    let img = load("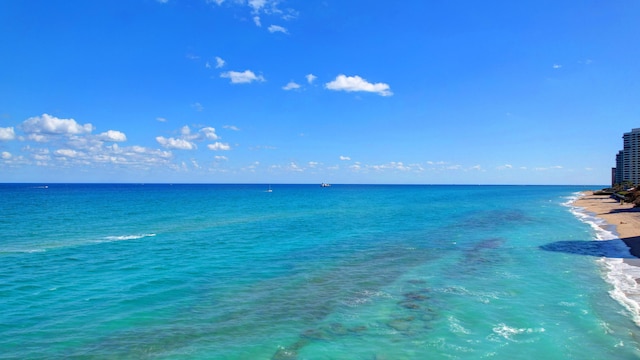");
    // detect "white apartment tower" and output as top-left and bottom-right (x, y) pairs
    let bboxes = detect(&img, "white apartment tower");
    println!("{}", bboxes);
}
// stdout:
(617, 128), (640, 185)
